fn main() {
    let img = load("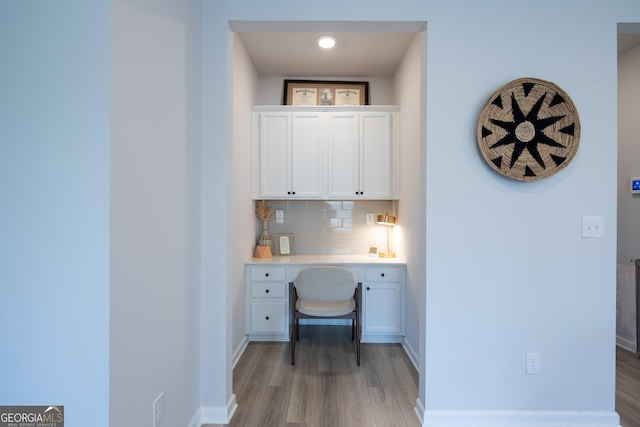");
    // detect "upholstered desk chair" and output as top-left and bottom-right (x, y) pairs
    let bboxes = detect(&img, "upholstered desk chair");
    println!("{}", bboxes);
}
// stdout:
(289, 266), (362, 366)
